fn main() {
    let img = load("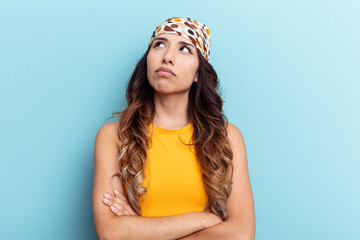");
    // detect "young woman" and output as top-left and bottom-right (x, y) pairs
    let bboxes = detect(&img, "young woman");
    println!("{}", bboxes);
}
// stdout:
(92, 17), (255, 239)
